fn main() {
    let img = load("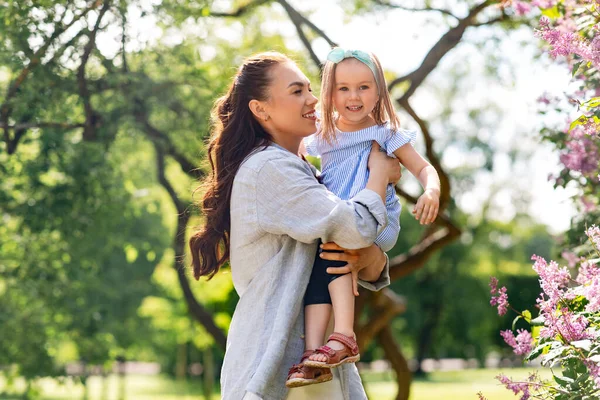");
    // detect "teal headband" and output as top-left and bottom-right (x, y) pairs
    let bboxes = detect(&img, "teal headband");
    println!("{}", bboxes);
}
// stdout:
(326, 48), (380, 90)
